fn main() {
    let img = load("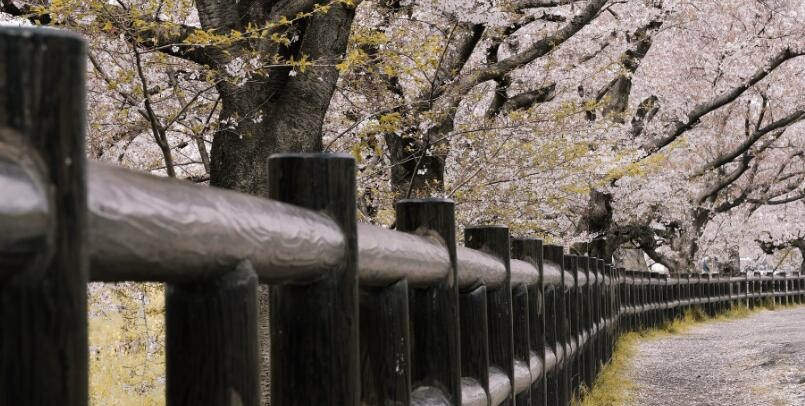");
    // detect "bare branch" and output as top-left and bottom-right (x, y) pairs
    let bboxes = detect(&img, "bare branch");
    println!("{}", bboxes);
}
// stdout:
(631, 95), (659, 137)
(95, 3), (216, 66)
(692, 108), (804, 177)
(500, 82), (557, 114)
(513, 0), (585, 8)
(428, 23), (486, 102)
(440, 0), (609, 101)
(132, 44), (176, 177)
(696, 152), (753, 205)
(593, 19), (663, 123)
(646, 47), (804, 154)
(752, 189), (805, 205)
